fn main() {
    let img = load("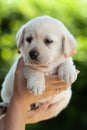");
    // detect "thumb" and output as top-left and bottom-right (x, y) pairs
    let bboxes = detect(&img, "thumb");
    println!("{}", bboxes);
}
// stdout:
(14, 57), (26, 86)
(15, 57), (24, 74)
